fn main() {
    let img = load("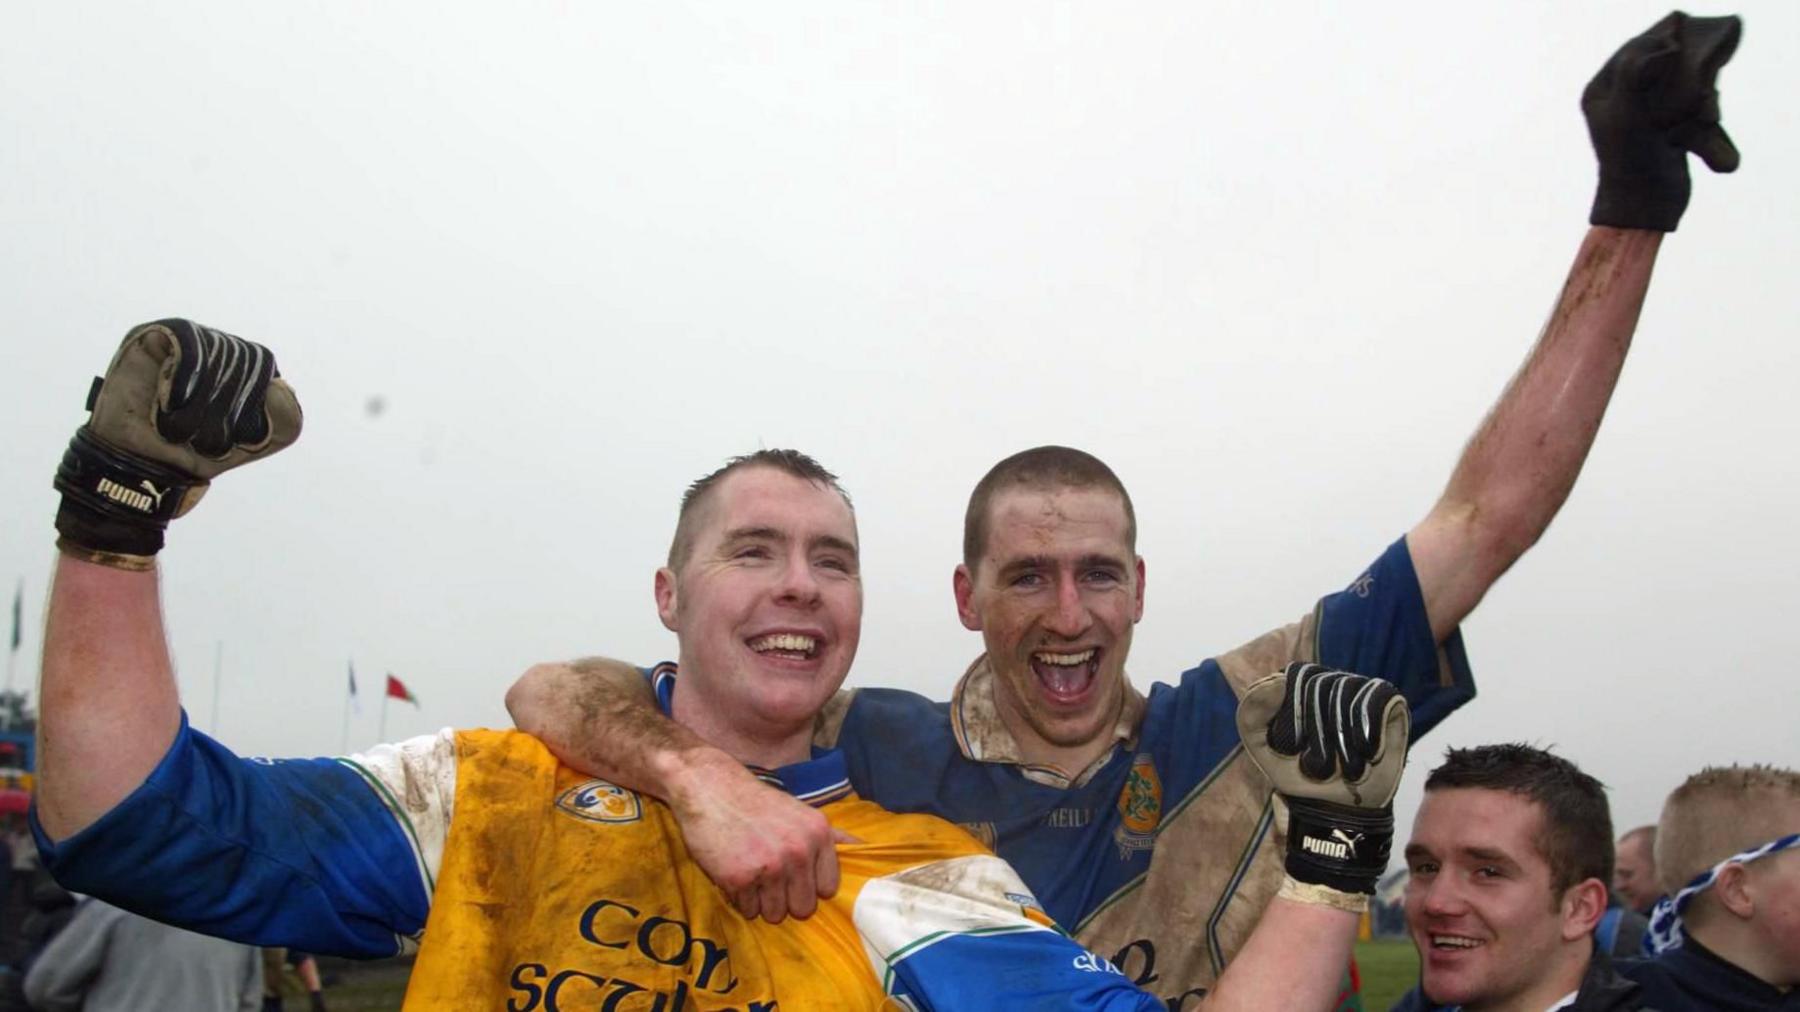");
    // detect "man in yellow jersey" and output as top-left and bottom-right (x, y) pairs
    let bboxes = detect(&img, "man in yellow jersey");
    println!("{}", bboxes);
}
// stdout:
(31, 320), (1406, 1009)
